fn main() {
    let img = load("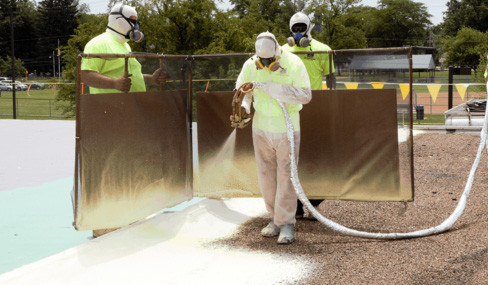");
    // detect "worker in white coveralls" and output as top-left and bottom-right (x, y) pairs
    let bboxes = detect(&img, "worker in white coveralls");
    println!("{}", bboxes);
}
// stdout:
(282, 11), (336, 219)
(236, 32), (312, 244)
(79, 3), (166, 238)
(81, 3), (166, 94)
